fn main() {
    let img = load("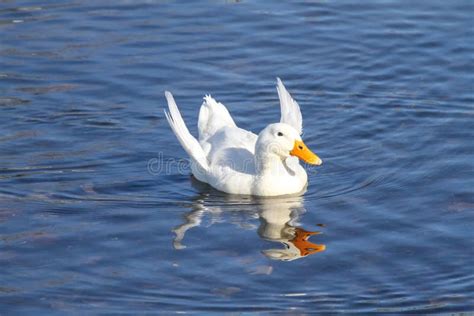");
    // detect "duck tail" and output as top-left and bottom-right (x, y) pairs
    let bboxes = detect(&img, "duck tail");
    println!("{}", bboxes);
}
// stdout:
(164, 91), (210, 175)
